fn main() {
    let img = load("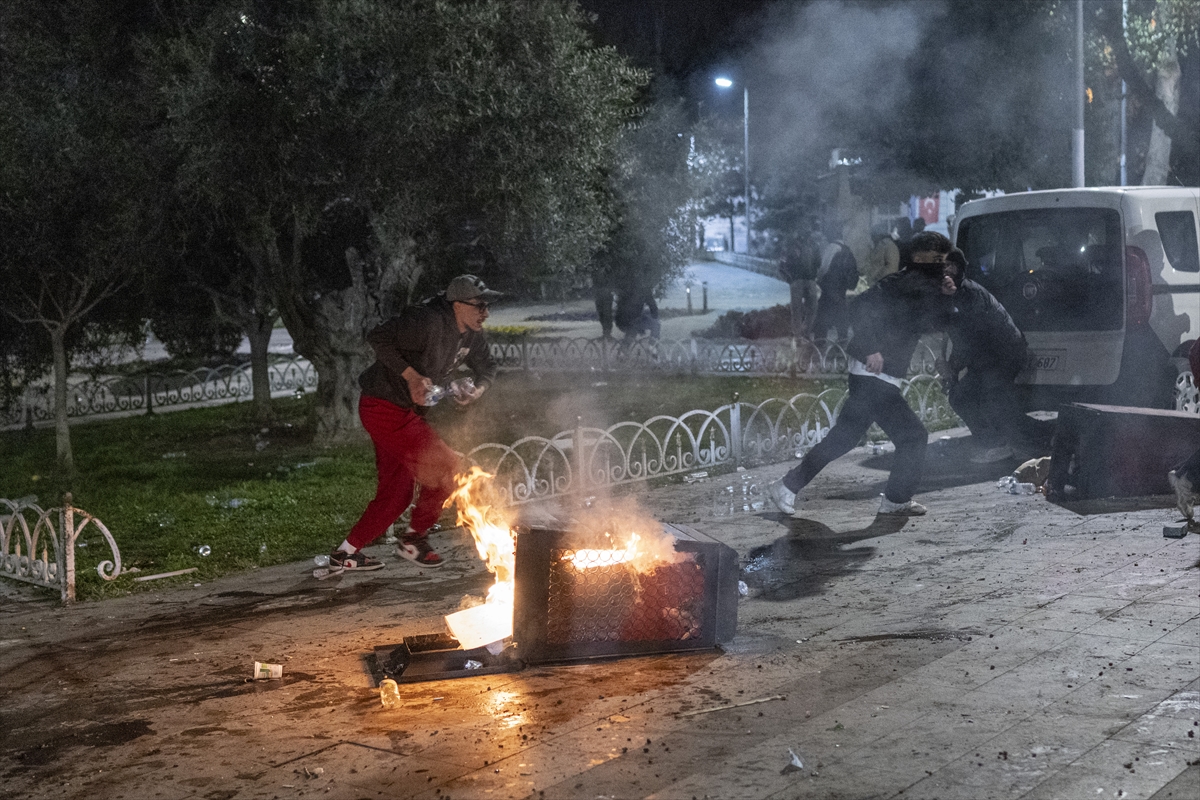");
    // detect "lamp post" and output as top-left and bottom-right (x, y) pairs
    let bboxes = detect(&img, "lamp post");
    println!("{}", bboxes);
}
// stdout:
(715, 77), (750, 254)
